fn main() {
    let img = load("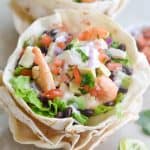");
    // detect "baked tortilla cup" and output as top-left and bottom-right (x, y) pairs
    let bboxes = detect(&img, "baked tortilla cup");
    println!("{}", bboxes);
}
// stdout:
(10, 0), (127, 34)
(2, 9), (150, 135)
(0, 70), (142, 149)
